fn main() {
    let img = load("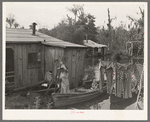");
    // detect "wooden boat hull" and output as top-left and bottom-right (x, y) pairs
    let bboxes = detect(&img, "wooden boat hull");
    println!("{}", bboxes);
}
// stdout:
(51, 88), (107, 108)
(110, 92), (137, 104)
